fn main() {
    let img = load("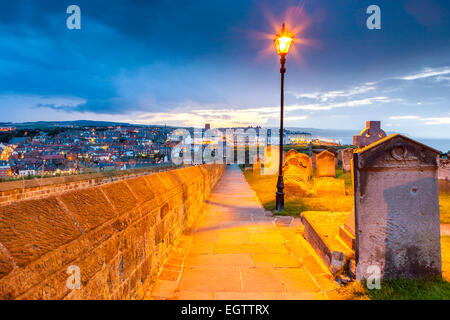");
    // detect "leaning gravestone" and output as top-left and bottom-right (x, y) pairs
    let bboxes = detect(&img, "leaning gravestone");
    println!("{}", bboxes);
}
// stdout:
(283, 158), (310, 196)
(316, 150), (336, 178)
(340, 148), (354, 173)
(353, 121), (387, 148)
(353, 134), (441, 280)
(284, 149), (313, 177)
(283, 151), (313, 196)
